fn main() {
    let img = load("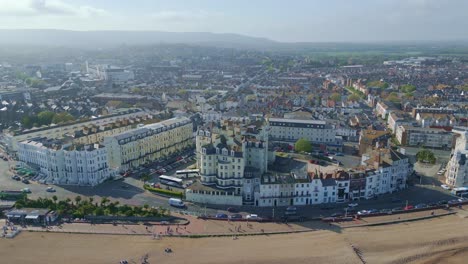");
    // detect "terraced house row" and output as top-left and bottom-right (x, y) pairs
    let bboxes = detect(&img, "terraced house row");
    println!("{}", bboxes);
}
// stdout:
(104, 117), (193, 171)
